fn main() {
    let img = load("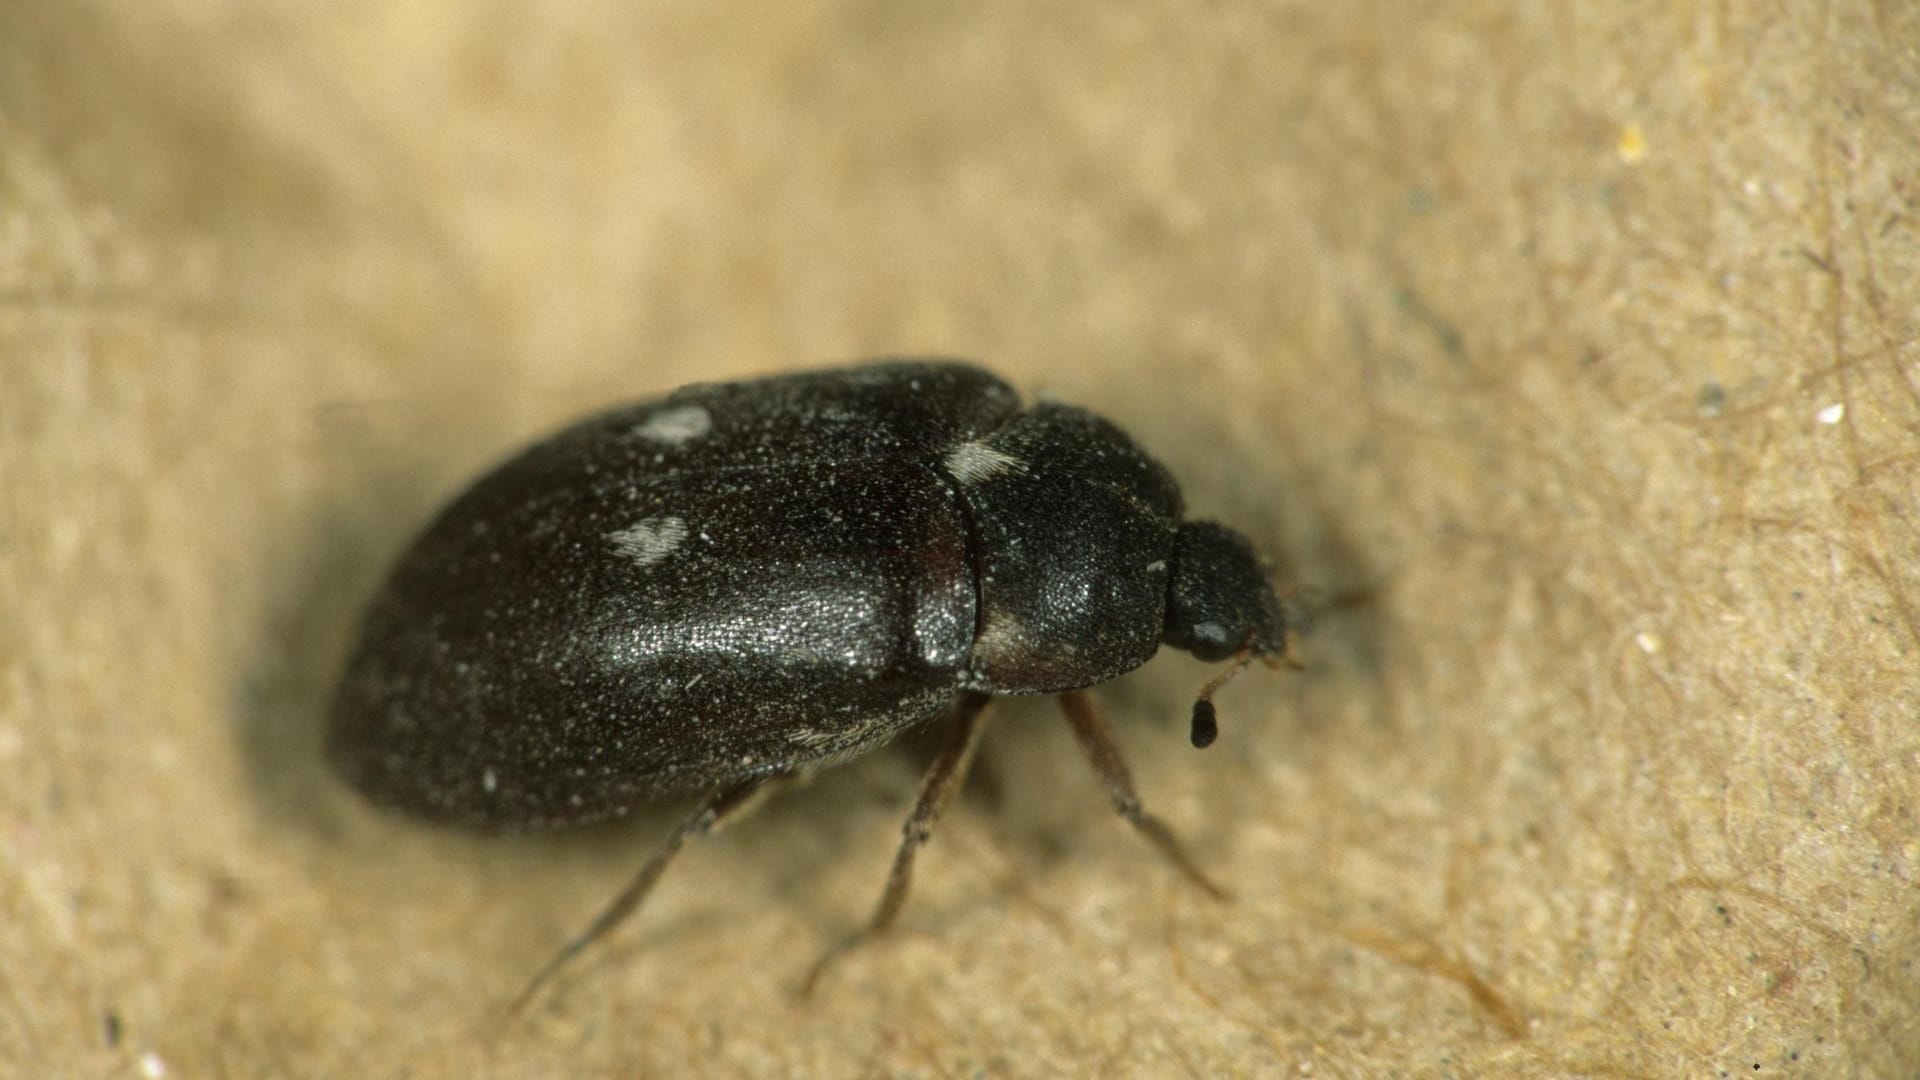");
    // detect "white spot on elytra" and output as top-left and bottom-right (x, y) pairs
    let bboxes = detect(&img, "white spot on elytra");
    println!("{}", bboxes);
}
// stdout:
(1192, 621), (1229, 645)
(1145, 560), (1166, 573)
(482, 767), (498, 793)
(608, 515), (688, 567)
(633, 404), (712, 445)
(944, 440), (1026, 485)
(1816, 402), (1845, 425)
(972, 608), (1030, 665)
